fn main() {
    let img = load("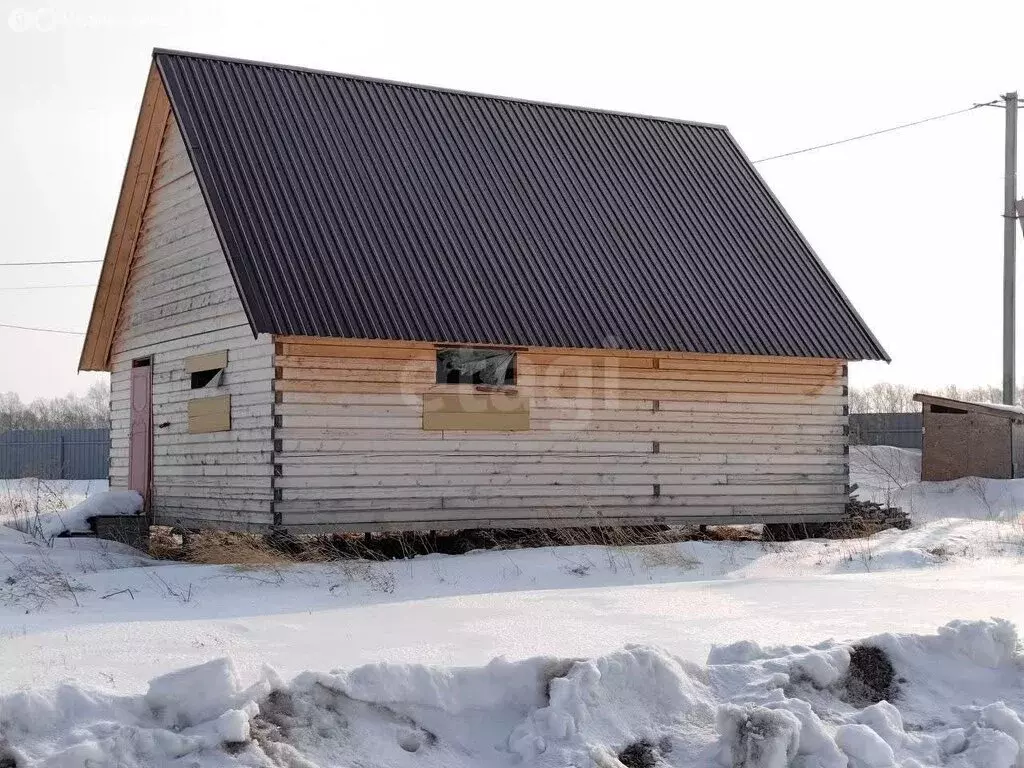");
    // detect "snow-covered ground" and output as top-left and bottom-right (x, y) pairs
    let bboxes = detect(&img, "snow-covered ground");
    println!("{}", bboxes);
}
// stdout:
(0, 448), (1022, 766)
(0, 477), (112, 538)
